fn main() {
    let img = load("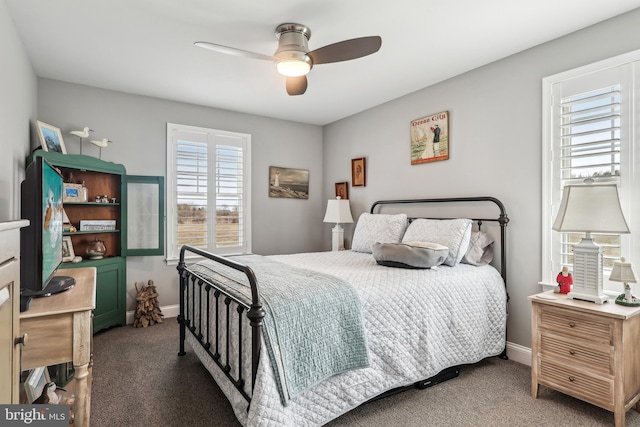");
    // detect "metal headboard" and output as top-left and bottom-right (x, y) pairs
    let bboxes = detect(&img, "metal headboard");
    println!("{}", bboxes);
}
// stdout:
(370, 196), (509, 287)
